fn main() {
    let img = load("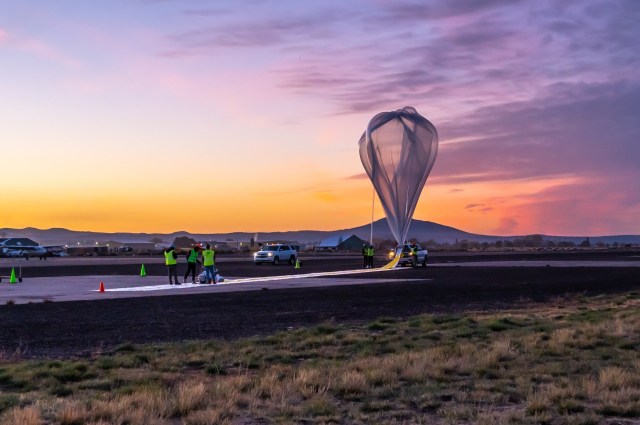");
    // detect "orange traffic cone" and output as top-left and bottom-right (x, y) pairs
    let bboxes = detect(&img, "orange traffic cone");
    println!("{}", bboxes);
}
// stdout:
(99, 281), (105, 293)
